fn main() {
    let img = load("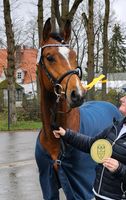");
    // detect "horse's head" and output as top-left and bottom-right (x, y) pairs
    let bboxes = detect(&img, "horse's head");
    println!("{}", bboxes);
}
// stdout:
(38, 18), (86, 108)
